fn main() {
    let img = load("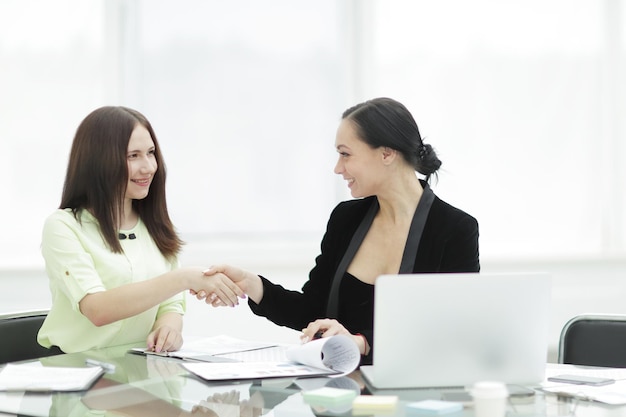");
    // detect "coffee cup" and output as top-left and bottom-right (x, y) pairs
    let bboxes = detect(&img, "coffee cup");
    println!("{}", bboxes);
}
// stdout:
(470, 381), (508, 417)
